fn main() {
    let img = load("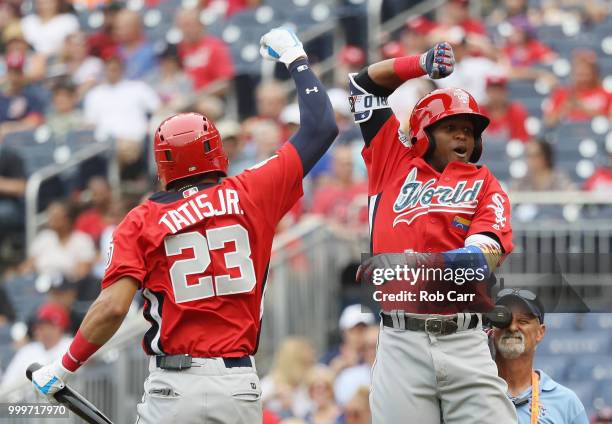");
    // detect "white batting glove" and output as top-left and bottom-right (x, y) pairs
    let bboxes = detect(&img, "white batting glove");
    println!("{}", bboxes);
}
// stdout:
(31, 359), (73, 399)
(260, 27), (307, 66)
